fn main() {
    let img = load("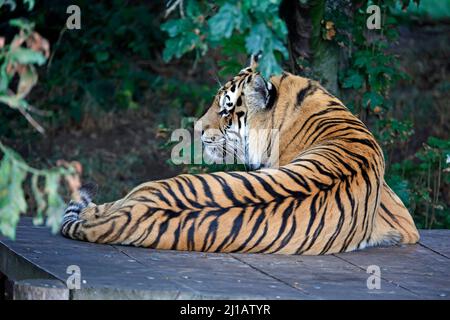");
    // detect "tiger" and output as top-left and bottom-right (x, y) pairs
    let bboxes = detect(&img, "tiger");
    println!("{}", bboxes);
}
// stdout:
(61, 54), (419, 255)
